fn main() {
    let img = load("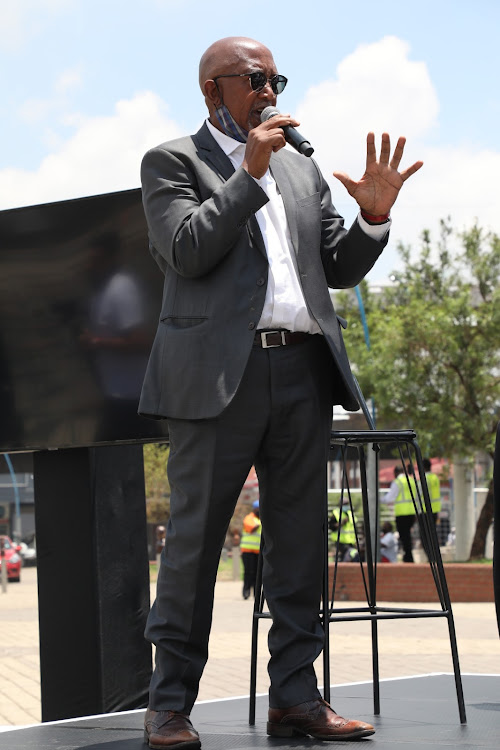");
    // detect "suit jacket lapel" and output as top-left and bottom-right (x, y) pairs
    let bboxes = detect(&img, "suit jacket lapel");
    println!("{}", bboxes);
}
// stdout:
(192, 123), (235, 182)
